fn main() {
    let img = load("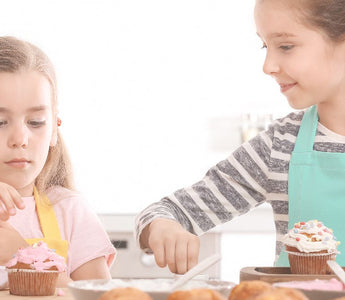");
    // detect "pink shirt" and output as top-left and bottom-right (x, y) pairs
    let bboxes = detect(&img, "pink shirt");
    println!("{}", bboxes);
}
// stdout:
(8, 186), (116, 275)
